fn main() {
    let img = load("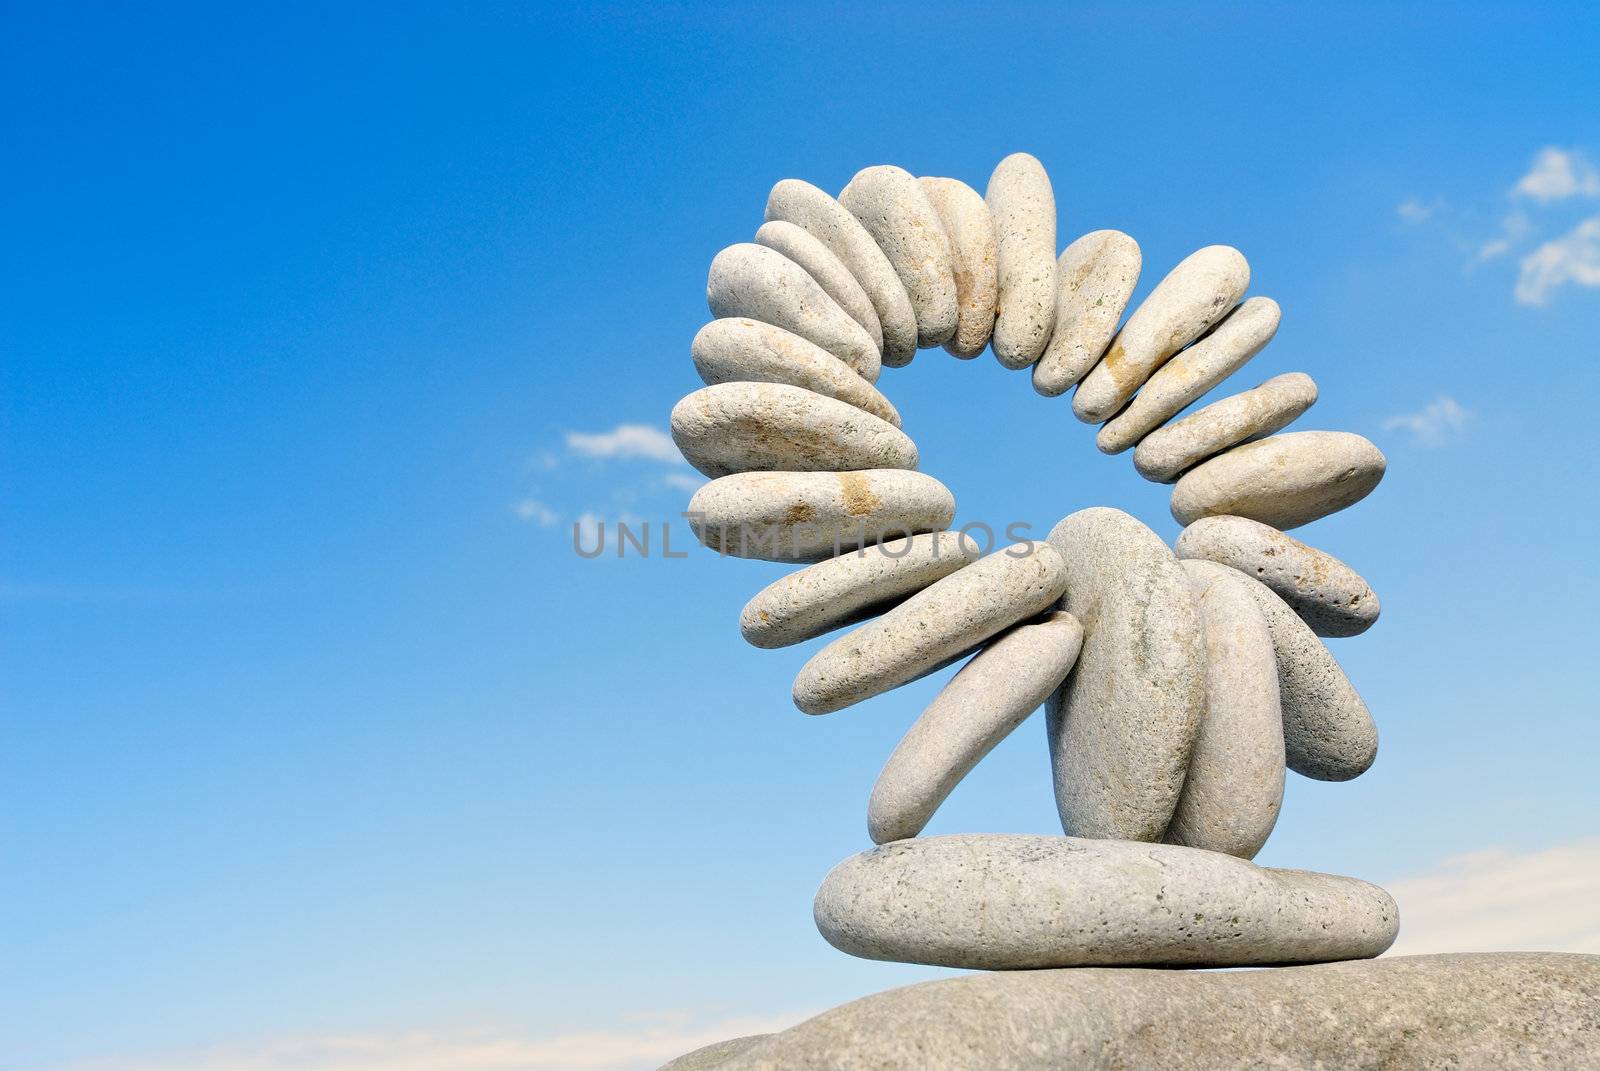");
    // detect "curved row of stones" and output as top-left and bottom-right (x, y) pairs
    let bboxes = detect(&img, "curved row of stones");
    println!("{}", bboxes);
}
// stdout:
(672, 153), (1394, 972)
